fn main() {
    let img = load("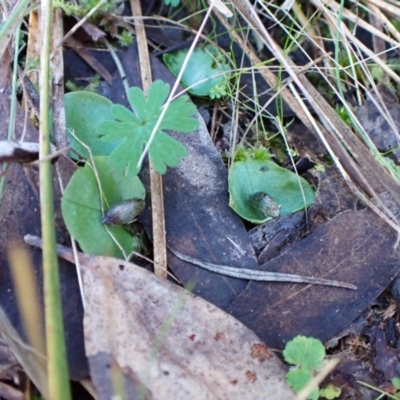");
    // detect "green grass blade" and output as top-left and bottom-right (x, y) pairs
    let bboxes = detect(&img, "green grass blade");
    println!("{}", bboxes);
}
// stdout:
(39, 0), (71, 398)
